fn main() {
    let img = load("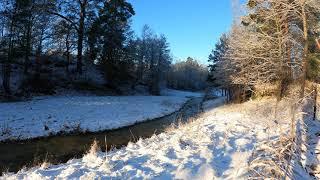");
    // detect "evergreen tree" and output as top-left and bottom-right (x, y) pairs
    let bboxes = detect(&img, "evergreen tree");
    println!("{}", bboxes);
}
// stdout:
(93, 0), (135, 86)
(208, 34), (228, 83)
